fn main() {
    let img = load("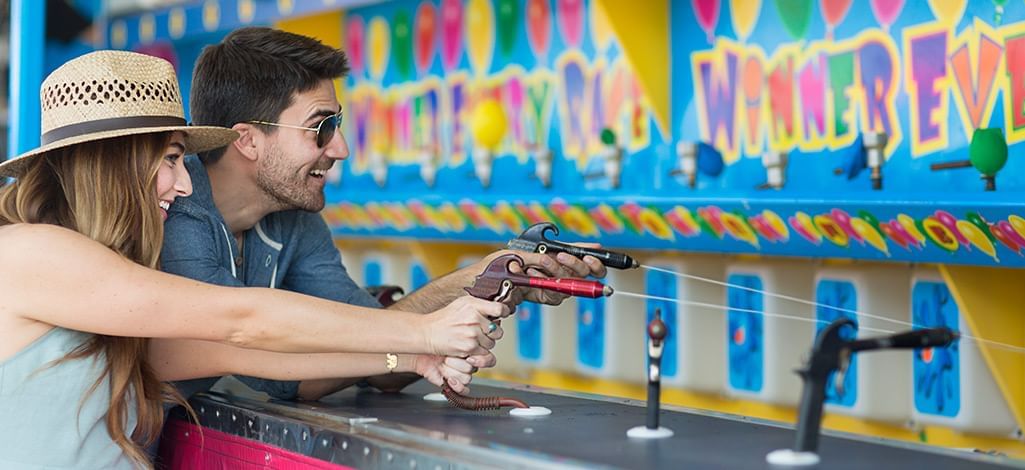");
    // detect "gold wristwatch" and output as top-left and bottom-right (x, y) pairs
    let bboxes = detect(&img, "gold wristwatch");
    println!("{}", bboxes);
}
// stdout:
(386, 353), (398, 373)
